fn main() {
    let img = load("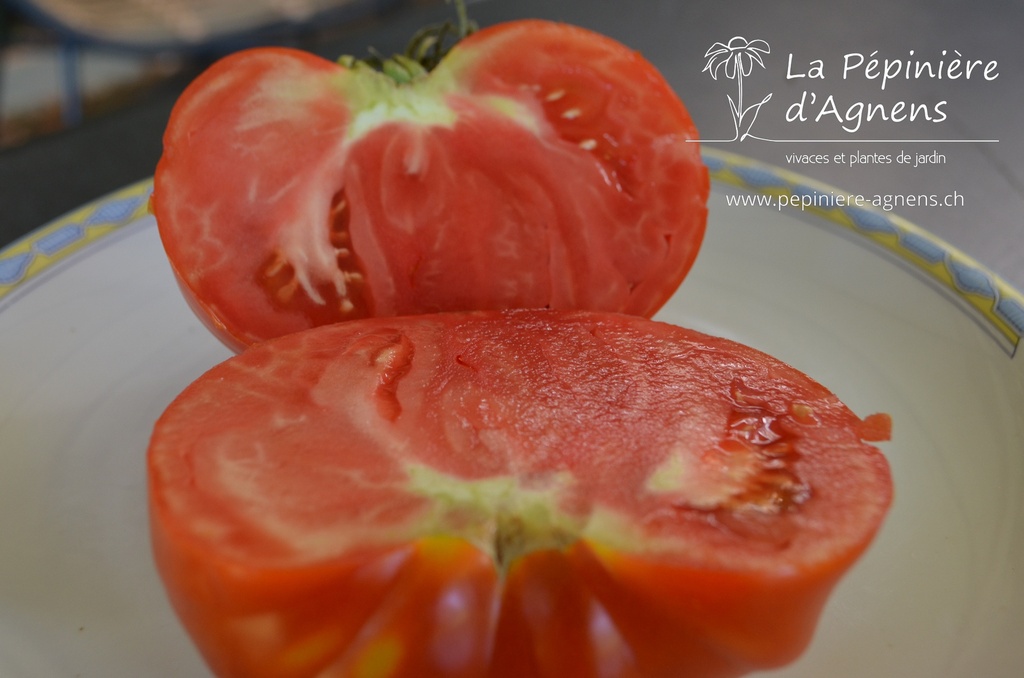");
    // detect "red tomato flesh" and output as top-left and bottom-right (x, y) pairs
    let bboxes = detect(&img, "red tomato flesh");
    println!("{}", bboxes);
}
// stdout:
(148, 309), (892, 678)
(152, 20), (708, 352)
